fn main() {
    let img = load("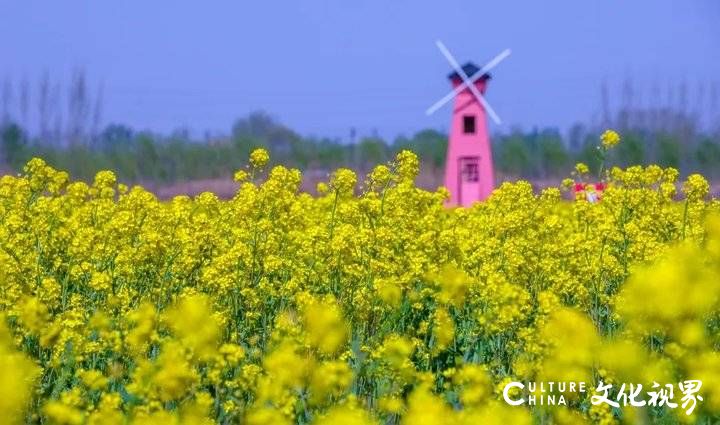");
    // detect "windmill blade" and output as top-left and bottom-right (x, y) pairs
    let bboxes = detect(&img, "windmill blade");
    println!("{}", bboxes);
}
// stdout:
(478, 48), (511, 75)
(435, 40), (464, 76)
(426, 44), (511, 117)
(435, 40), (502, 124)
(474, 89), (502, 125)
(426, 88), (461, 115)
